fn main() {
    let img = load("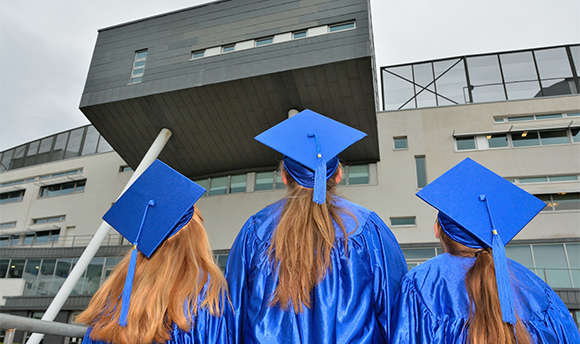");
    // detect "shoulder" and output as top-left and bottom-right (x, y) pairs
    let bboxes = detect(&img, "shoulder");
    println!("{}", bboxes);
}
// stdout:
(333, 197), (375, 235)
(238, 199), (285, 242)
(507, 259), (555, 318)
